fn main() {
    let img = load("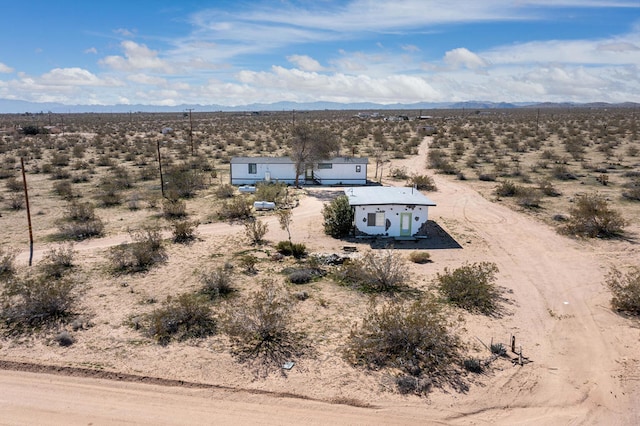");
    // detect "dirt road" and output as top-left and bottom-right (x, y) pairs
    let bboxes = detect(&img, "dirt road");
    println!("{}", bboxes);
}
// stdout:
(4, 137), (639, 425)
